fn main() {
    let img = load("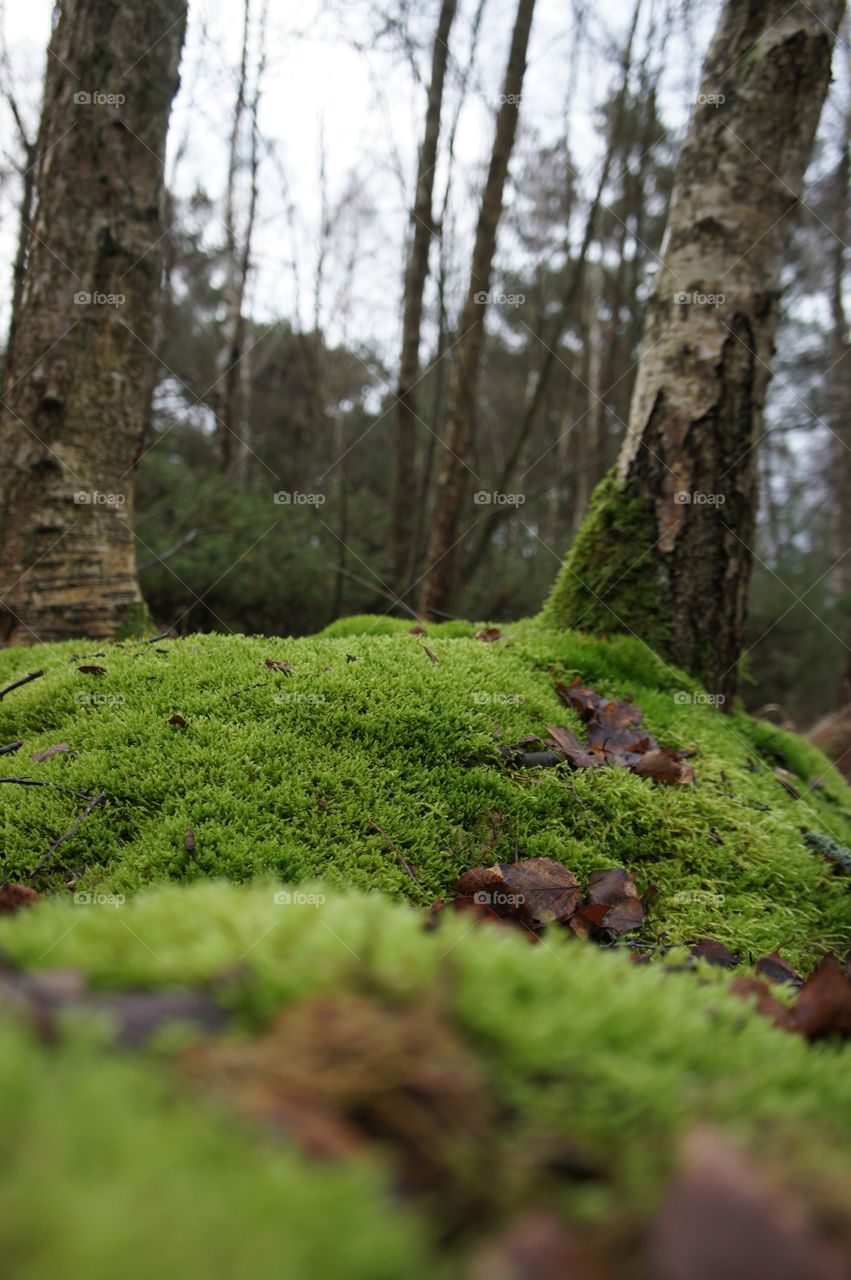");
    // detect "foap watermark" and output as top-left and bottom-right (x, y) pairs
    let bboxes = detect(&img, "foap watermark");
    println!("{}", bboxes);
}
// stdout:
(673, 690), (725, 708)
(671, 890), (725, 907)
(682, 91), (725, 108)
(474, 490), (525, 506)
(674, 491), (725, 506)
(74, 891), (125, 907)
(74, 692), (125, 707)
(473, 290), (525, 308)
(74, 490), (126, 506)
(273, 691), (327, 705)
(471, 691), (525, 705)
(73, 90), (126, 107)
(478, 91), (522, 108)
(274, 491), (326, 506)
(273, 889), (326, 906)
(74, 291), (125, 308)
(473, 889), (525, 907)
(673, 290), (725, 308)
